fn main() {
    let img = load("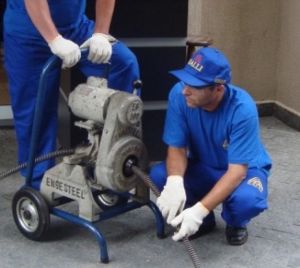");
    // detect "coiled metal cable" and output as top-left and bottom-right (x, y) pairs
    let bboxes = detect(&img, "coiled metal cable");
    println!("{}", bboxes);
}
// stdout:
(1, 150), (201, 267)
(0, 149), (75, 180)
(131, 165), (201, 268)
